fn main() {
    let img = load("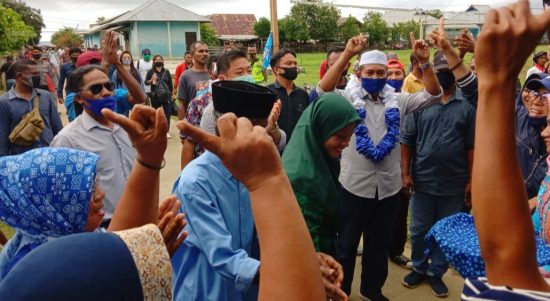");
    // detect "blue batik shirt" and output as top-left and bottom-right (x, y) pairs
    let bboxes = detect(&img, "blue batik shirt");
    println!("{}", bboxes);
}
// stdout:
(171, 151), (260, 301)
